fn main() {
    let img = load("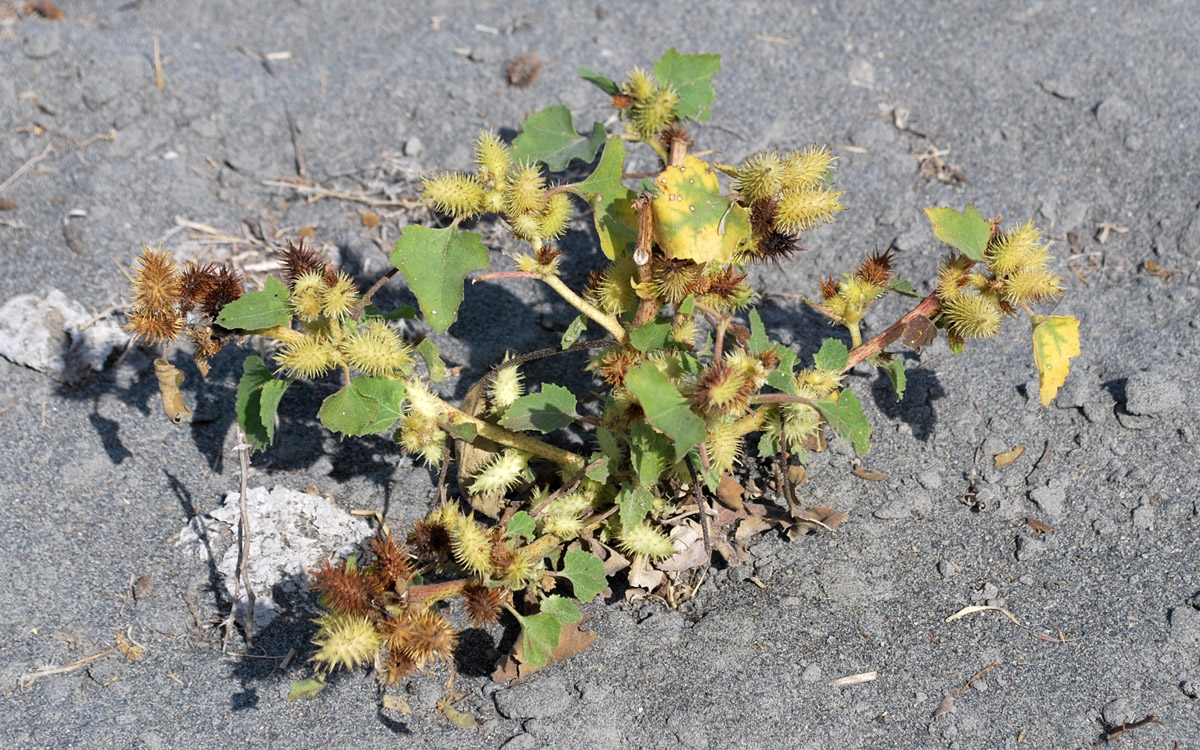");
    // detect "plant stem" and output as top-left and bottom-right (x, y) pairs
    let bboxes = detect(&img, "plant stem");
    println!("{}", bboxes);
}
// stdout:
(247, 324), (306, 345)
(847, 321), (862, 349)
(843, 293), (942, 372)
(750, 393), (821, 409)
(406, 578), (468, 608)
(436, 397), (585, 469)
(540, 274), (629, 345)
